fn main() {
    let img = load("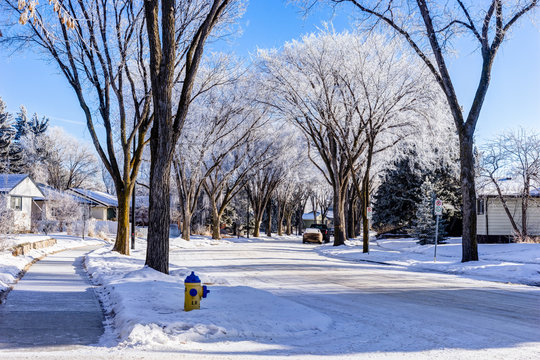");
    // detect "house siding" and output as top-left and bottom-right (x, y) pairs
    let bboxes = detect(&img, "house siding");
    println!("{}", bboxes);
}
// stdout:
(11, 196), (33, 231)
(91, 207), (108, 221)
(7, 177), (44, 232)
(477, 197), (540, 237)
